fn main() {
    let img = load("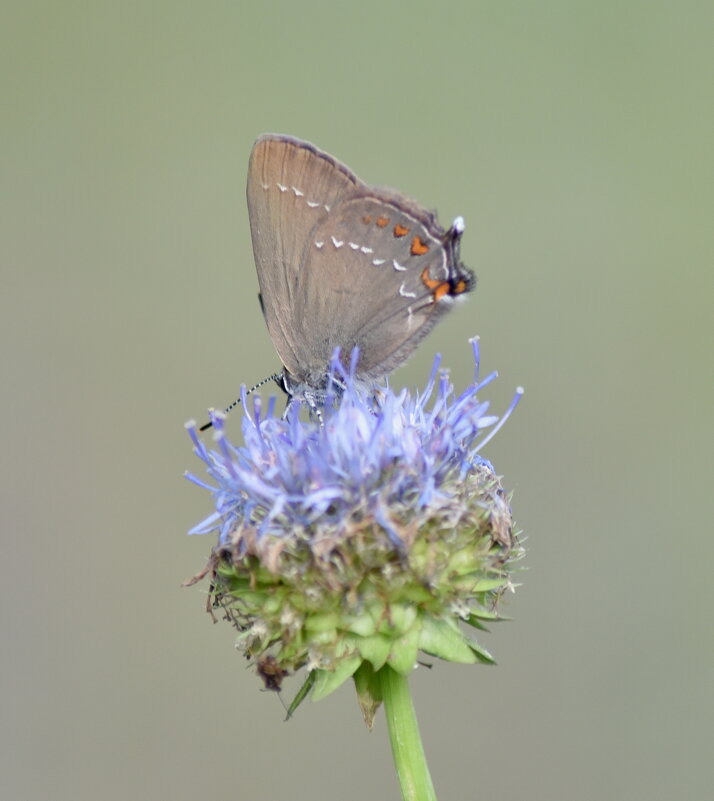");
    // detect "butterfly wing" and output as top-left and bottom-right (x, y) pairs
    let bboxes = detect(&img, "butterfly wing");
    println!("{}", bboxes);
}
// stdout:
(246, 134), (362, 377)
(291, 190), (474, 384)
